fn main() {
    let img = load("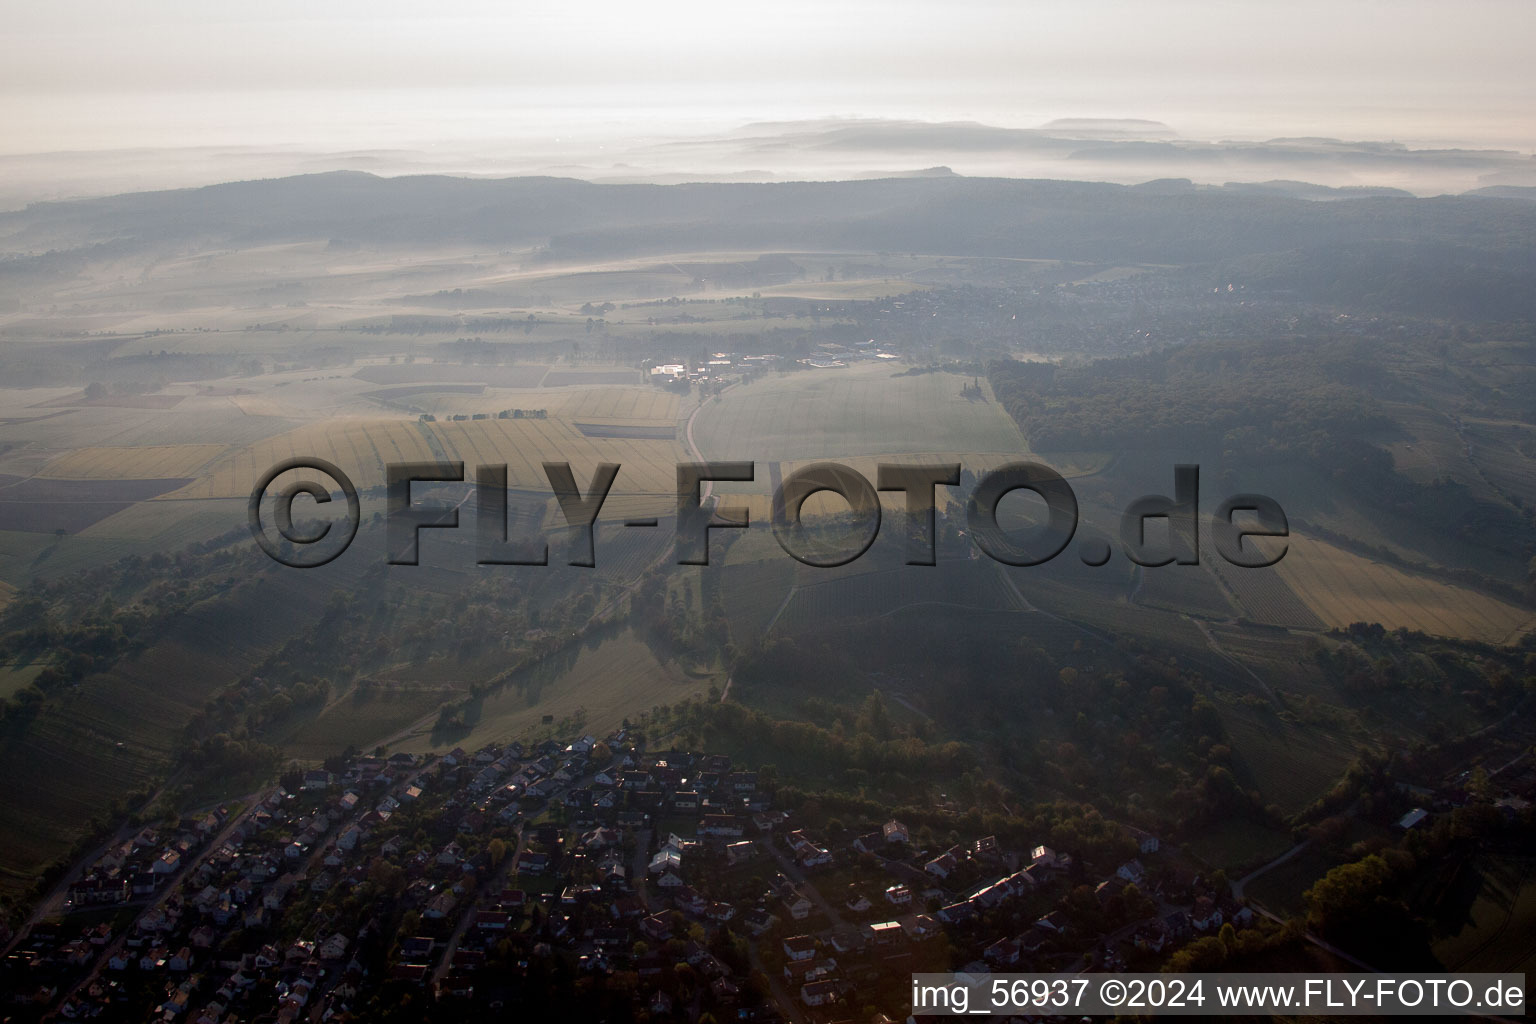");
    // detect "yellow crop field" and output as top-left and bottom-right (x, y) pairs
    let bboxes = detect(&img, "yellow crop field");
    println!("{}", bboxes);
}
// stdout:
(587, 492), (676, 521)
(362, 385), (682, 423)
(1274, 535), (1534, 644)
(228, 393), (295, 418)
(427, 417), (682, 500)
(165, 419), (441, 499)
(163, 415), (685, 515)
(560, 386), (680, 423)
(37, 444), (227, 480)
